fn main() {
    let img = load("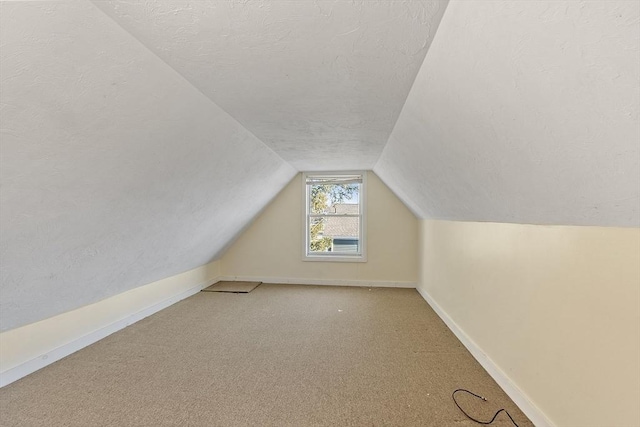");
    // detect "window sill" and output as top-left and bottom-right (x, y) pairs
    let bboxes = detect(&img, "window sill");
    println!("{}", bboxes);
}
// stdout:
(302, 254), (367, 263)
